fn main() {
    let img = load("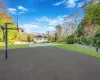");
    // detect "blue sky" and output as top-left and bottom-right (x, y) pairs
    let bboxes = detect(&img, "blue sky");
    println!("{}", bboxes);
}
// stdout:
(1, 0), (85, 33)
